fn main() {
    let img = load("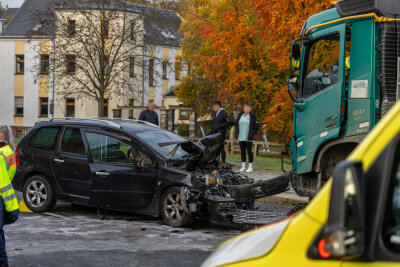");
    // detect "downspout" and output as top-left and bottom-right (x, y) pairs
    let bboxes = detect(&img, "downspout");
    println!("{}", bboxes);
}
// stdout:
(49, 39), (55, 117)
